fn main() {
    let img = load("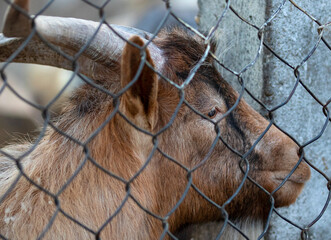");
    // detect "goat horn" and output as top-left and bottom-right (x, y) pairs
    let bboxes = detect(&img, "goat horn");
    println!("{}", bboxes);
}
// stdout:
(0, 32), (117, 81)
(0, 1), (160, 81)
